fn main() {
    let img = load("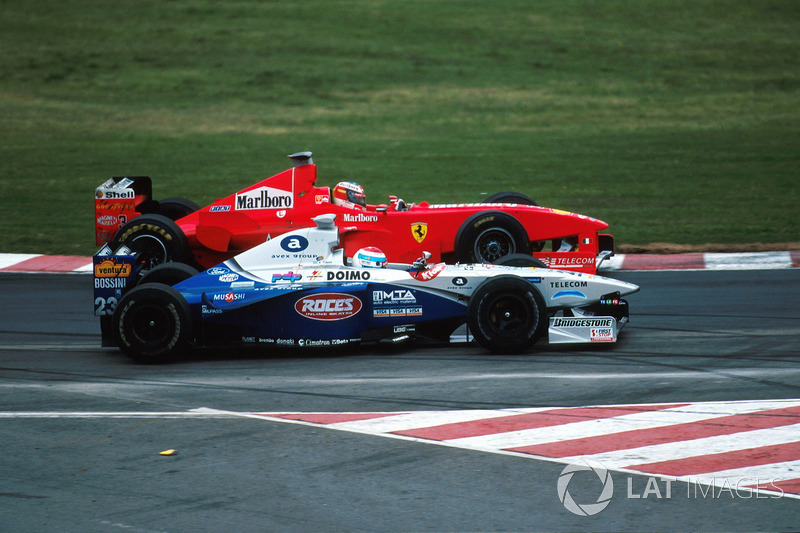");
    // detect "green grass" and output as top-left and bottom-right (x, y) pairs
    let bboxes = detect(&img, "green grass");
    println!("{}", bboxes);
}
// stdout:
(1, 0), (798, 255)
